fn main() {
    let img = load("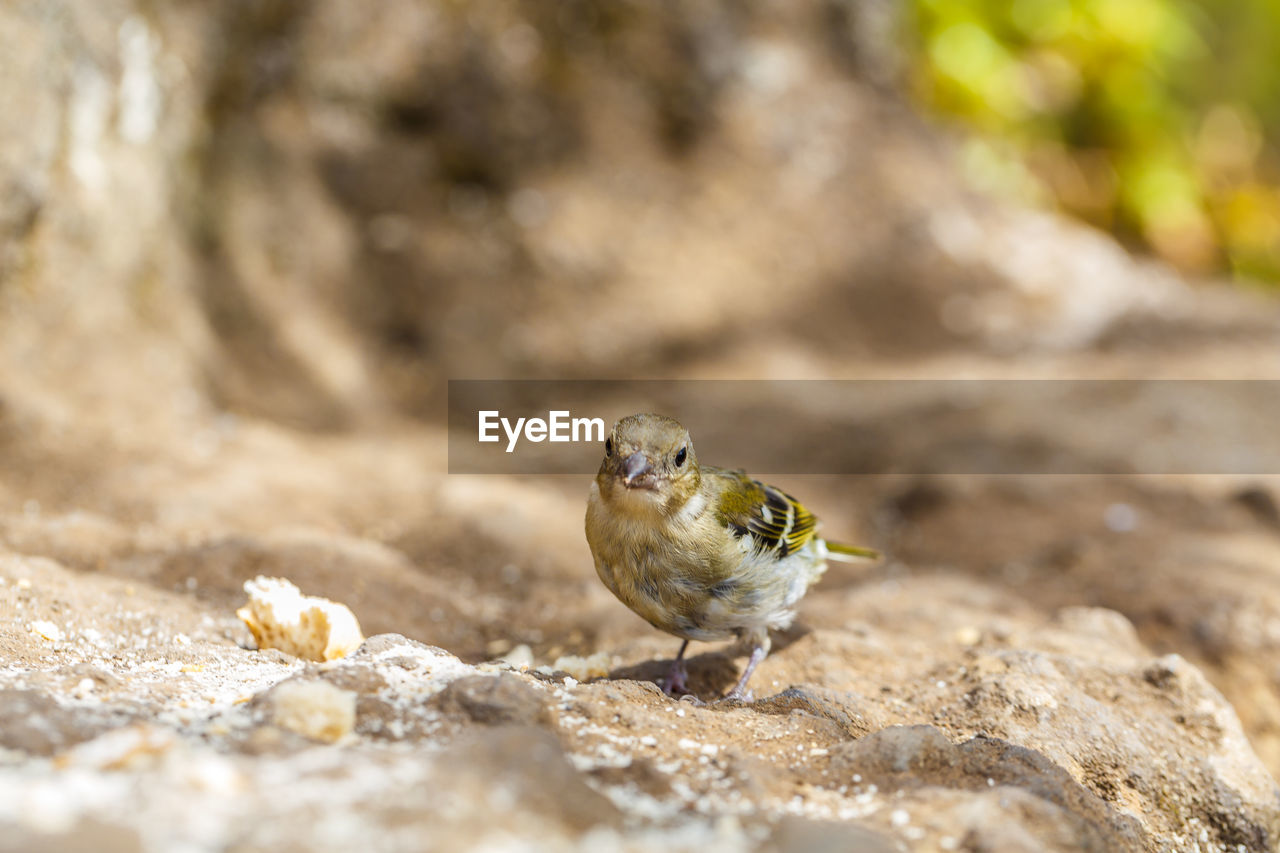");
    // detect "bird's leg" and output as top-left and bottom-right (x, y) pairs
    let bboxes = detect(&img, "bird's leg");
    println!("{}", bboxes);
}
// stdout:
(659, 639), (690, 696)
(723, 632), (771, 702)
